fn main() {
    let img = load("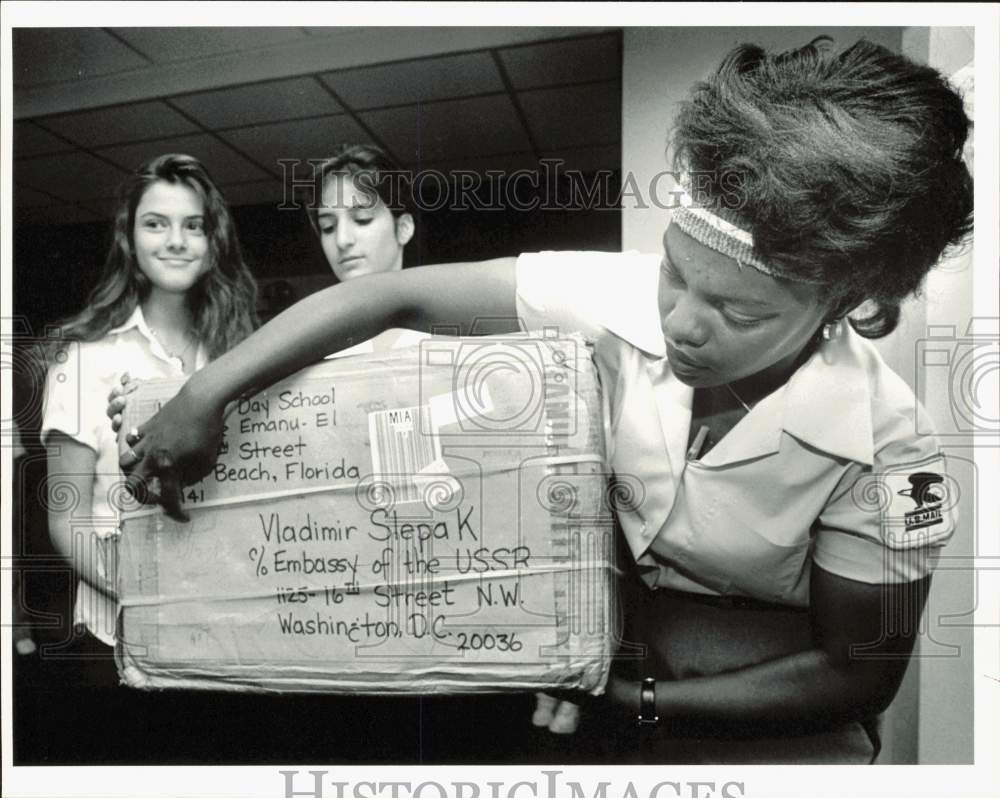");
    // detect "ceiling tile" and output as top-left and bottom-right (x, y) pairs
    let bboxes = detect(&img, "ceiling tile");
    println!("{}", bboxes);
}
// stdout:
(539, 145), (620, 174)
(218, 116), (369, 177)
(109, 27), (308, 63)
(13, 121), (74, 158)
(299, 28), (366, 38)
(519, 82), (621, 150)
(321, 52), (503, 109)
(213, 180), (287, 208)
(39, 101), (200, 148)
(80, 196), (122, 222)
(12, 29), (150, 87)
(97, 133), (272, 183)
(172, 77), (342, 129)
(13, 152), (130, 202)
(17, 203), (105, 227)
(499, 34), (620, 89)
(12, 184), (56, 208)
(404, 151), (539, 179)
(361, 95), (531, 165)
